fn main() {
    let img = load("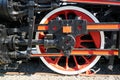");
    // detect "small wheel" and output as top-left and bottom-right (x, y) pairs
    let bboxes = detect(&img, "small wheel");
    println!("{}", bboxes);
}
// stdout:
(36, 6), (105, 75)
